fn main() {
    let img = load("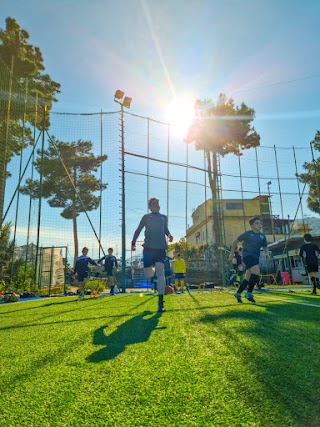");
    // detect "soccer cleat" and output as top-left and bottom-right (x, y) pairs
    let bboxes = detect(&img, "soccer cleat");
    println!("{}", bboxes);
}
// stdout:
(245, 292), (256, 303)
(234, 292), (242, 303)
